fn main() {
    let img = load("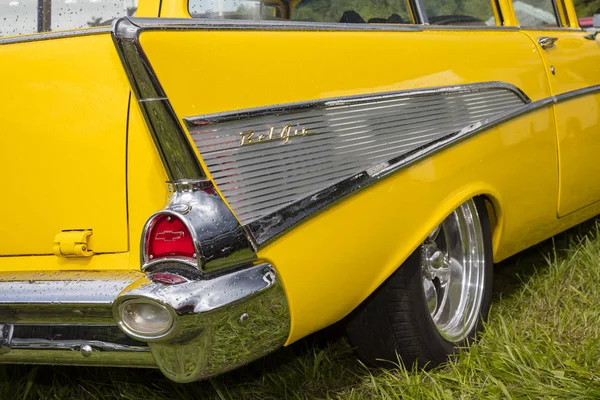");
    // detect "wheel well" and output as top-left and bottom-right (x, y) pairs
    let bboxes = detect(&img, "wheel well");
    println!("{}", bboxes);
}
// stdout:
(479, 194), (502, 262)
